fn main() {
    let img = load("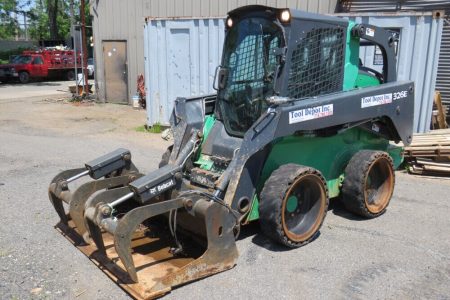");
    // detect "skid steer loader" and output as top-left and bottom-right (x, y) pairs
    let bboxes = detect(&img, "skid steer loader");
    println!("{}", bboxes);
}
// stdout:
(48, 5), (414, 299)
